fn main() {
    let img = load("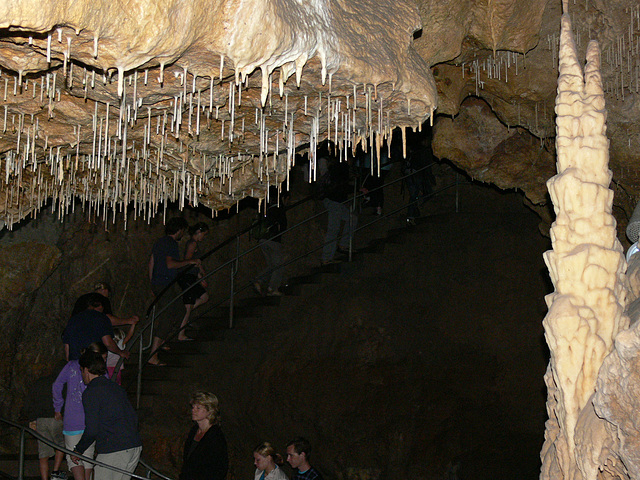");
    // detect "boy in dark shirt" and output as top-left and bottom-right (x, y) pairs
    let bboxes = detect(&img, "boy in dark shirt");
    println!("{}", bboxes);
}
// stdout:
(71, 350), (142, 479)
(286, 437), (323, 480)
